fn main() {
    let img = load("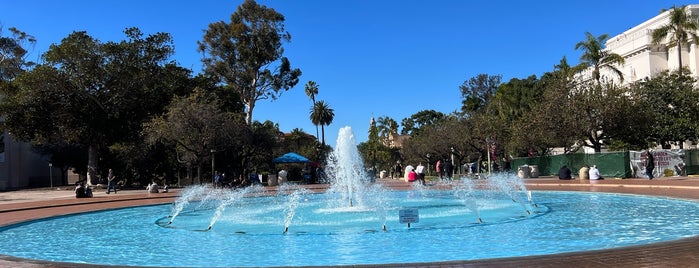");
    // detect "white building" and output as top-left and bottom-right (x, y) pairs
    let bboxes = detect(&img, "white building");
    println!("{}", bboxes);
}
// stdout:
(587, 5), (699, 150)
(602, 5), (699, 83)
